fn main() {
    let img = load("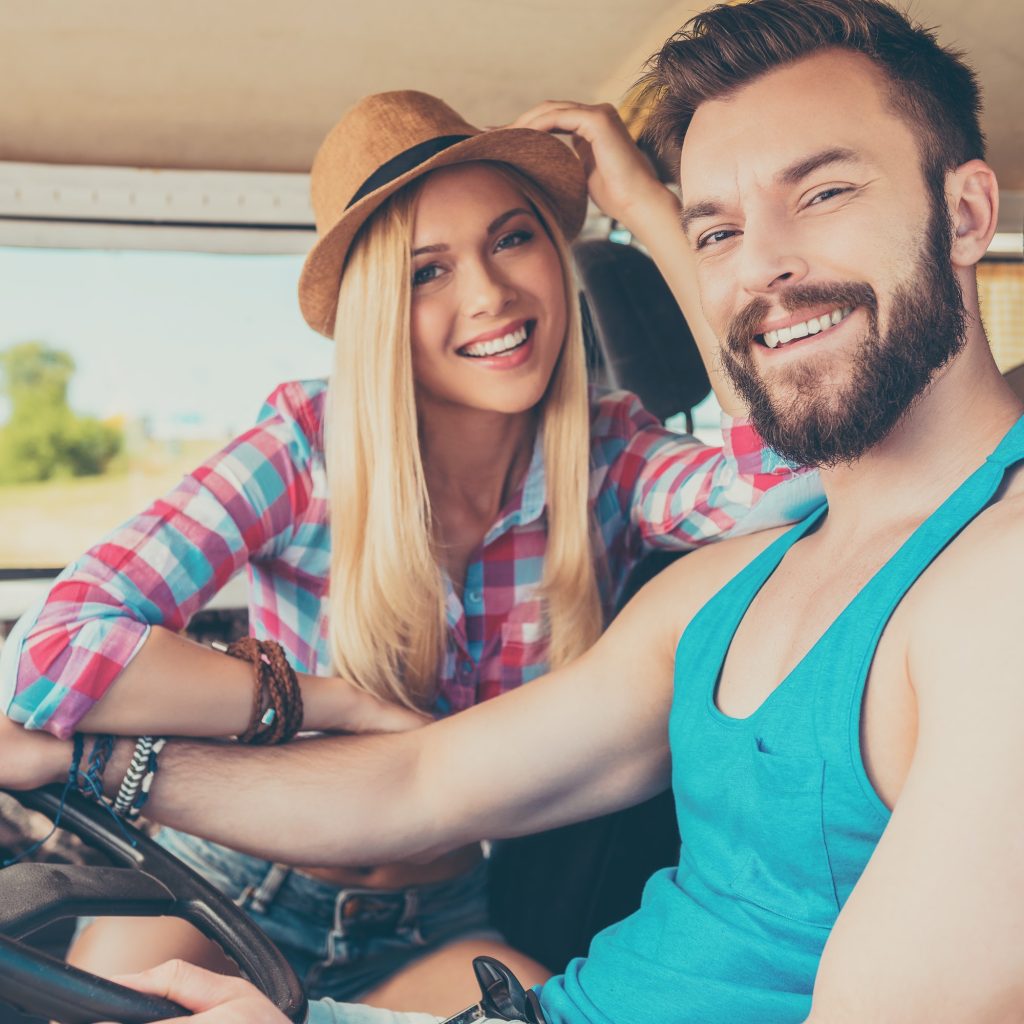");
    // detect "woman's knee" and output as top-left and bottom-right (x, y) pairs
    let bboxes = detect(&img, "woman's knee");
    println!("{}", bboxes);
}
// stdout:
(359, 937), (551, 1017)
